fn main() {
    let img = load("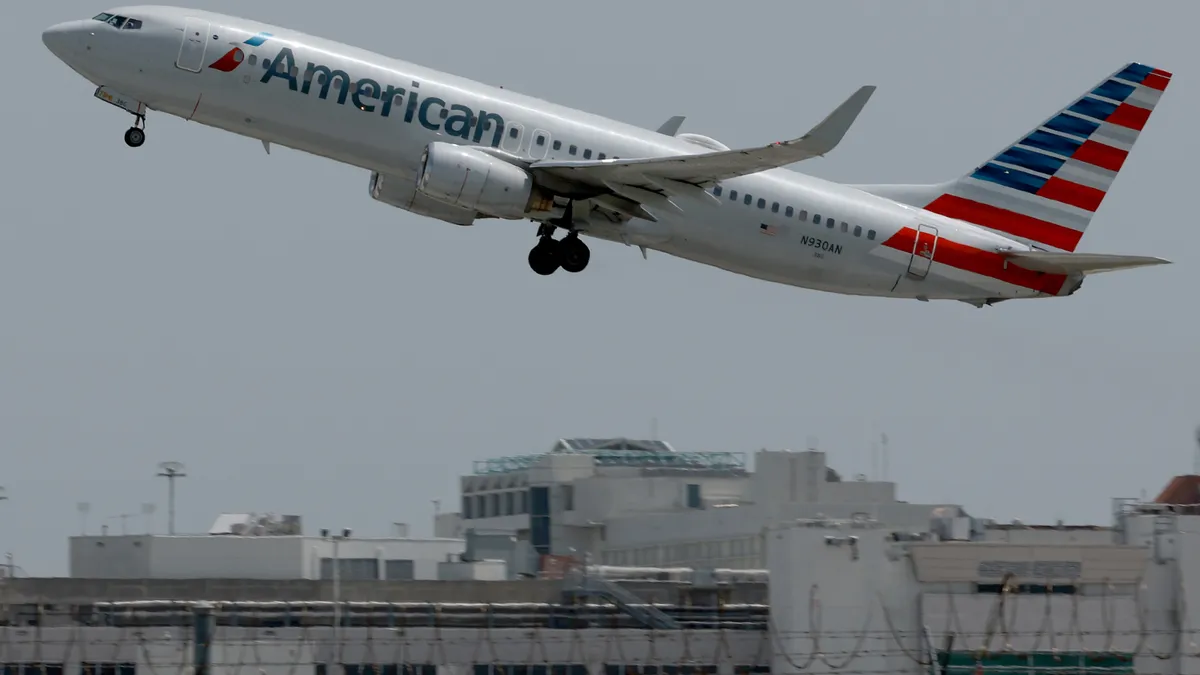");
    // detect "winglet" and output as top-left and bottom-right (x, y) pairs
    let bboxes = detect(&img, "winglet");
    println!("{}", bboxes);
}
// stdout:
(655, 115), (686, 136)
(794, 85), (875, 157)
